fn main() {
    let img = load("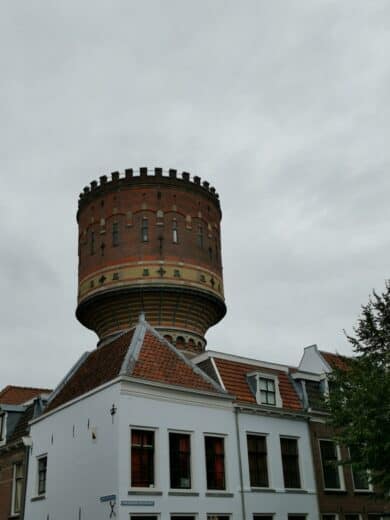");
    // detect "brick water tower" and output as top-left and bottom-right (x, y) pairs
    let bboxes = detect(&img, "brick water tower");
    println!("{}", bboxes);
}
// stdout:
(76, 167), (226, 355)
